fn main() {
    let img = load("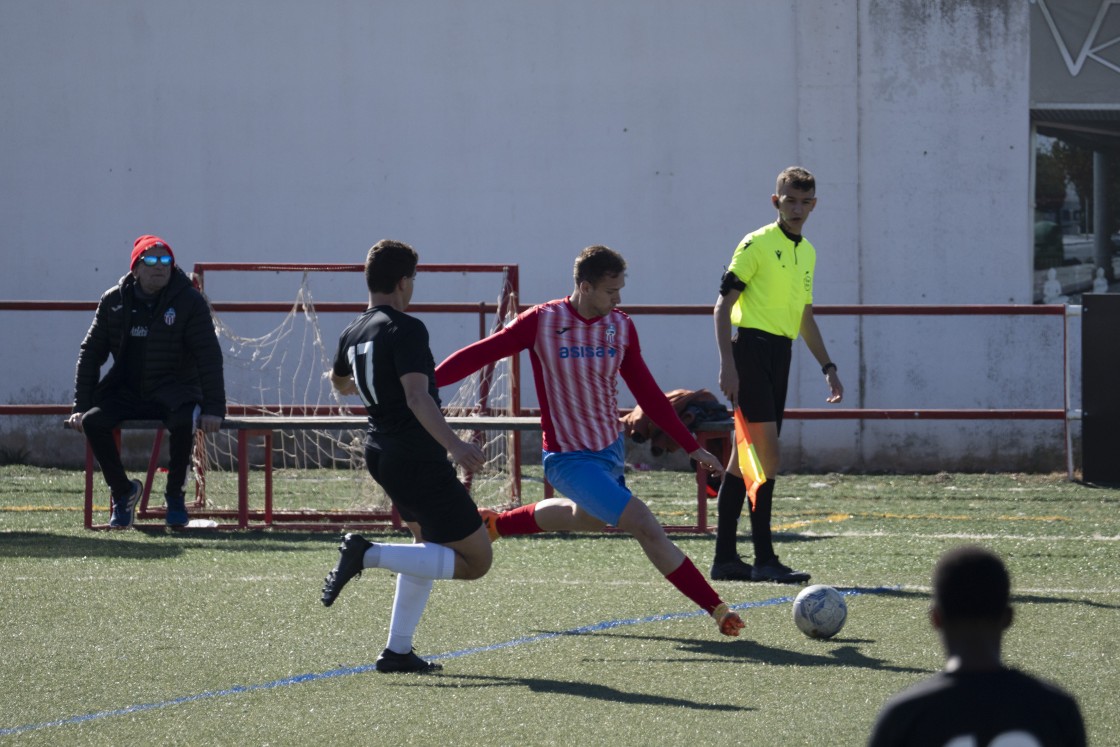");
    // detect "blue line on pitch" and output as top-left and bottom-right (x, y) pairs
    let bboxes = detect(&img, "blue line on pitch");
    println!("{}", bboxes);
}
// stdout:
(0, 586), (895, 737)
